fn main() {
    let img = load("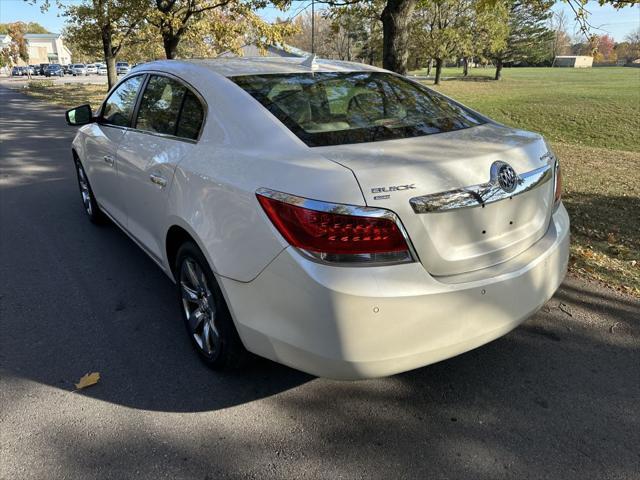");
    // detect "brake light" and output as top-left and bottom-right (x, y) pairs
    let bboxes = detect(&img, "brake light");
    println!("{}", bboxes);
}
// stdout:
(256, 189), (413, 264)
(554, 158), (562, 209)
